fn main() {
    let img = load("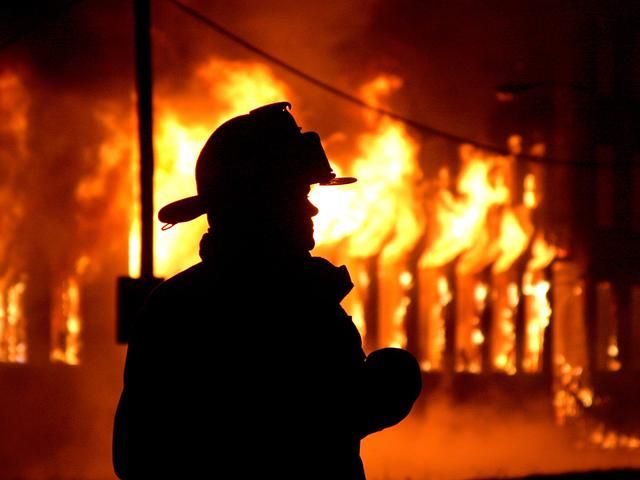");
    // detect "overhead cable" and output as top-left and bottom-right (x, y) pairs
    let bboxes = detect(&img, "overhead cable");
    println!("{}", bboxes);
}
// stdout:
(166, 0), (640, 168)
